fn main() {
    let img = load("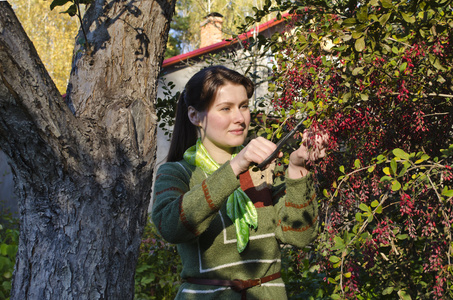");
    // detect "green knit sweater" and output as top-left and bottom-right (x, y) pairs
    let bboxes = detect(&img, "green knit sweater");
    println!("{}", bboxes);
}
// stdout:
(152, 160), (318, 299)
